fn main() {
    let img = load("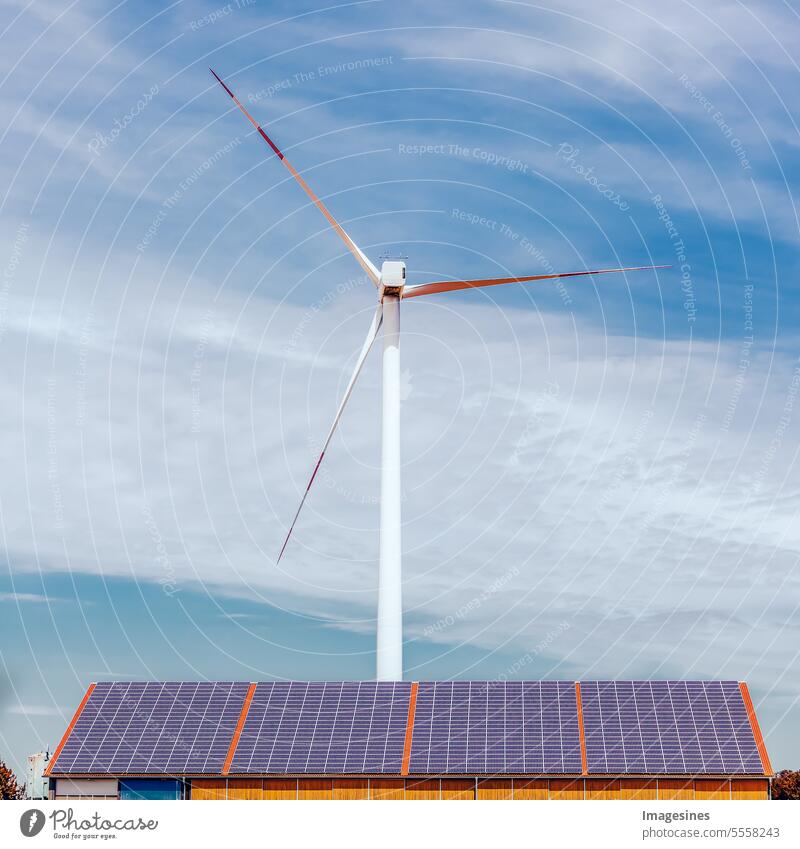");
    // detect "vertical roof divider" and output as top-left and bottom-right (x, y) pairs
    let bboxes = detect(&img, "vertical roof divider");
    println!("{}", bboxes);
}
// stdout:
(401, 682), (419, 775)
(575, 682), (588, 775)
(222, 682), (257, 775)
